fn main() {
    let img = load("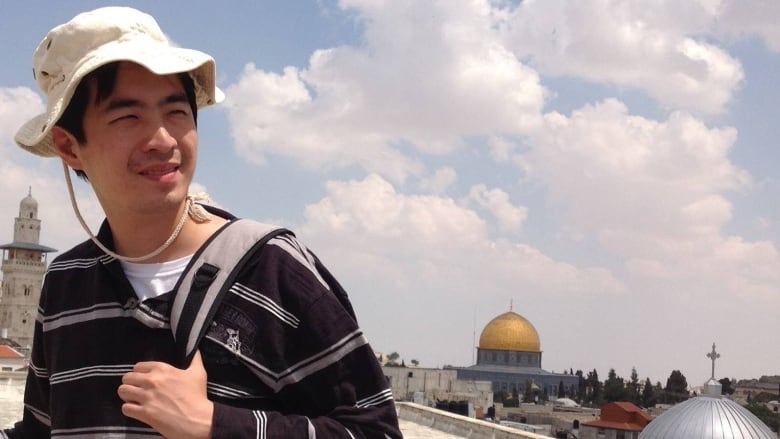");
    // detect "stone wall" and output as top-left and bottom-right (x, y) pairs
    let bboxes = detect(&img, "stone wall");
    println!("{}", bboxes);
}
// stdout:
(397, 402), (553, 439)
